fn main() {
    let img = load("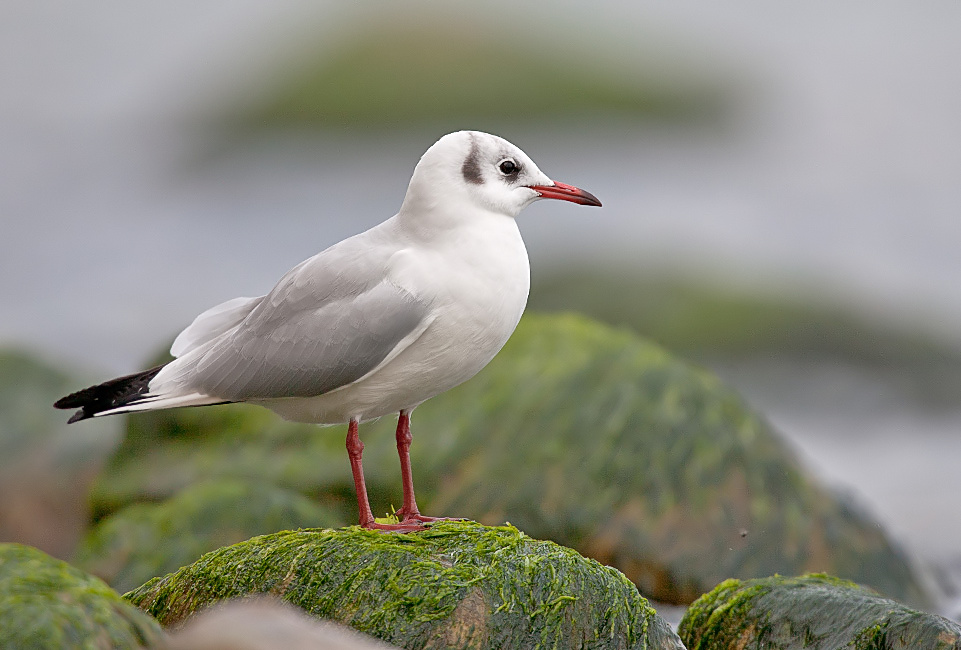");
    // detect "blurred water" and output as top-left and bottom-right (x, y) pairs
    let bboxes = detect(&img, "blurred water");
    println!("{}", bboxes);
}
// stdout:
(2, 0), (961, 604)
